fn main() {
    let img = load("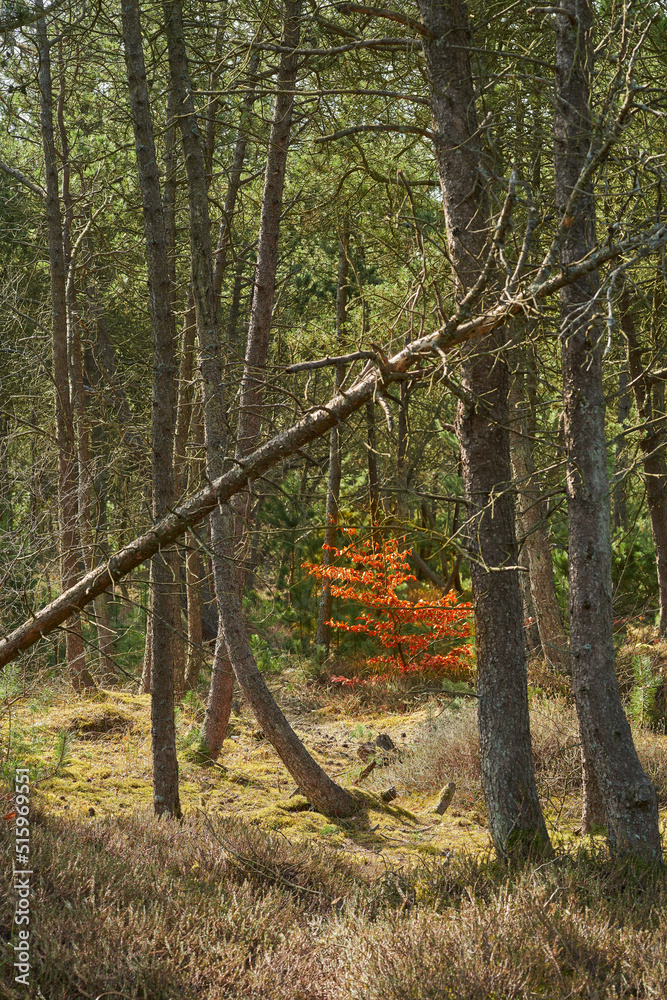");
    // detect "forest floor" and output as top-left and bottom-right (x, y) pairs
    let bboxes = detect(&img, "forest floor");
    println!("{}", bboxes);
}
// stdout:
(3, 669), (667, 998)
(7, 679), (495, 864)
